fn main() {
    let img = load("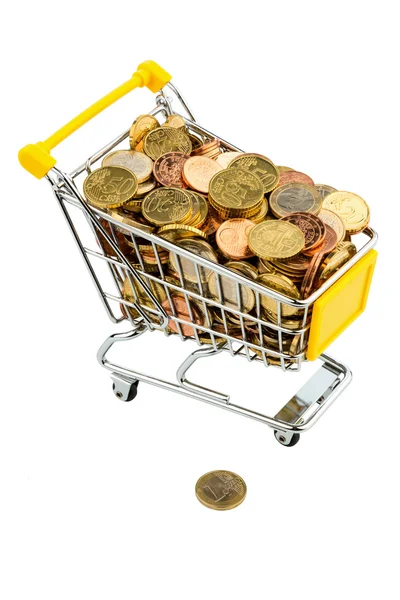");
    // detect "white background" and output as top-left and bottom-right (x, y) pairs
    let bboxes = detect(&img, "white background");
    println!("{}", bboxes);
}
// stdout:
(1, 1), (399, 599)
